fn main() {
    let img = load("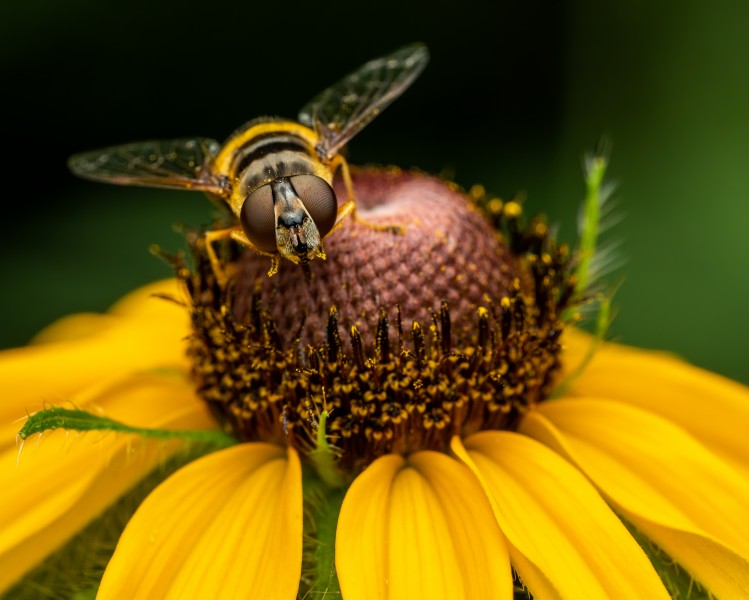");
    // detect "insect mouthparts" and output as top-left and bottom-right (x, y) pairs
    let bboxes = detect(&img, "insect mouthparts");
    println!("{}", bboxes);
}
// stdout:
(288, 225), (308, 253)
